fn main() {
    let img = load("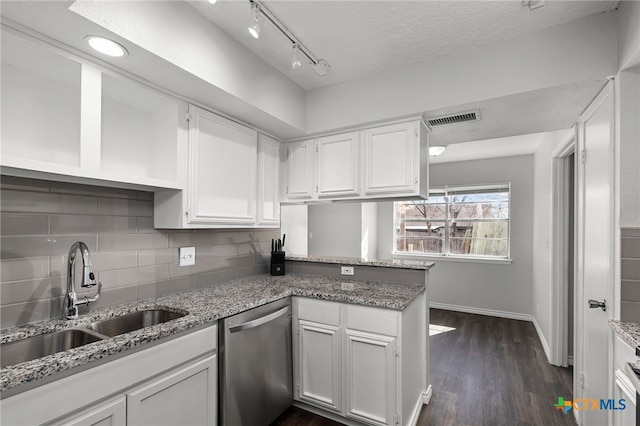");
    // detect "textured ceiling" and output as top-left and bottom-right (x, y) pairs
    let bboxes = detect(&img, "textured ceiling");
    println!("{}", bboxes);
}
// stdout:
(188, 0), (619, 90)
